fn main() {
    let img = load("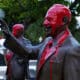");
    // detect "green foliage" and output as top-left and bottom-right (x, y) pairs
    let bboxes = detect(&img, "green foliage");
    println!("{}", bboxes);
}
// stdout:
(69, 16), (77, 34)
(0, 0), (80, 43)
(0, 0), (70, 24)
(24, 17), (45, 44)
(74, 31), (80, 42)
